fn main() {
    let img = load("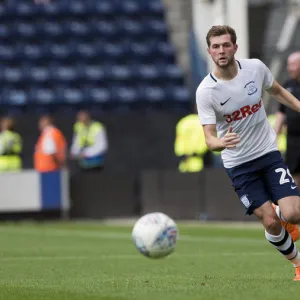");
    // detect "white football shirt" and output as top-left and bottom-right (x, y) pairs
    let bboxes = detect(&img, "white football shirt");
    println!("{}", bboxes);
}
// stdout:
(196, 59), (278, 168)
